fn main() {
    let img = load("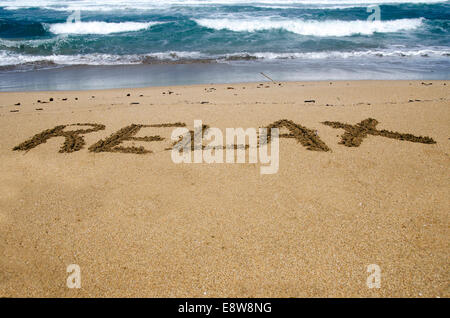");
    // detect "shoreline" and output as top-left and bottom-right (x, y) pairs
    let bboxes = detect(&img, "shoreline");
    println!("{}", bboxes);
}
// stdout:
(1, 59), (449, 92)
(0, 78), (448, 94)
(1, 80), (449, 297)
